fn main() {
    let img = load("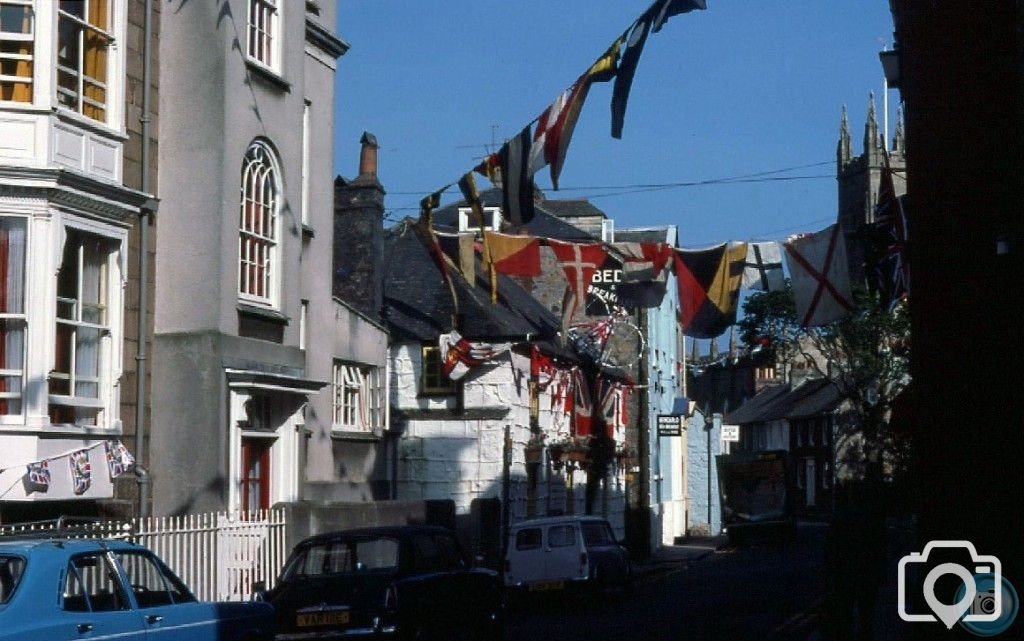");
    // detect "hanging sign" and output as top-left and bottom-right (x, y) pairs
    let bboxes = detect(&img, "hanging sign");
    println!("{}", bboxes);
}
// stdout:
(721, 424), (741, 442)
(657, 414), (682, 437)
